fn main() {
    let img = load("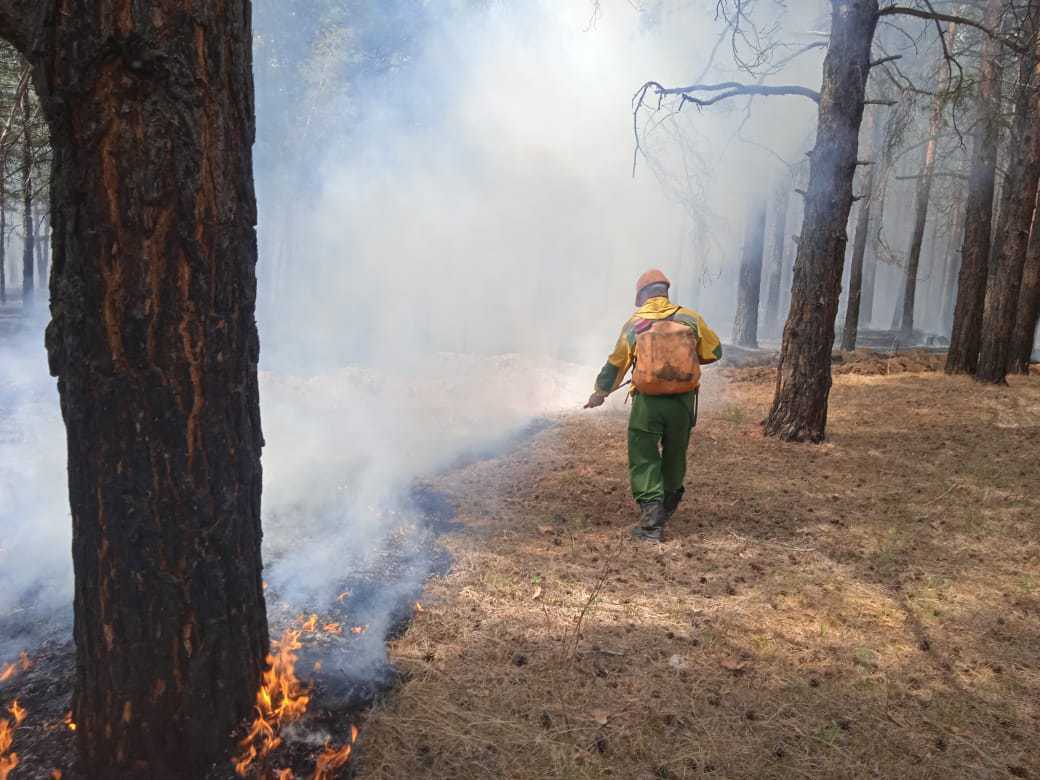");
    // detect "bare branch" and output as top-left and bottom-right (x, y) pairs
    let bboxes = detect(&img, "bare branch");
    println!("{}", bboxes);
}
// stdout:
(870, 54), (903, 68)
(651, 81), (821, 105)
(877, 5), (1028, 53)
